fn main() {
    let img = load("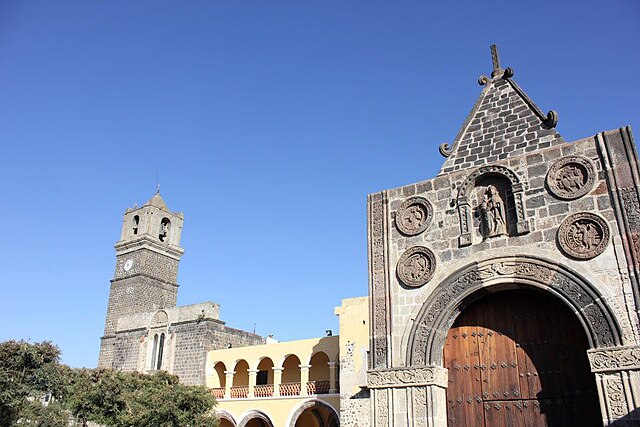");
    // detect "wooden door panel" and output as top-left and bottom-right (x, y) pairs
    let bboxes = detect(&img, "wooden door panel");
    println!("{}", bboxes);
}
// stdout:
(443, 289), (601, 427)
(483, 400), (526, 427)
(477, 300), (520, 402)
(445, 311), (483, 427)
